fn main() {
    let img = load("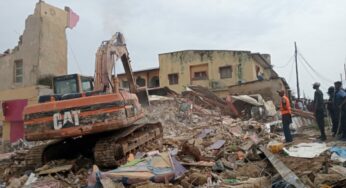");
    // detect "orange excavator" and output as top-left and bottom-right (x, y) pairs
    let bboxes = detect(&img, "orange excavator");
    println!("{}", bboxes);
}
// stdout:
(23, 32), (163, 168)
